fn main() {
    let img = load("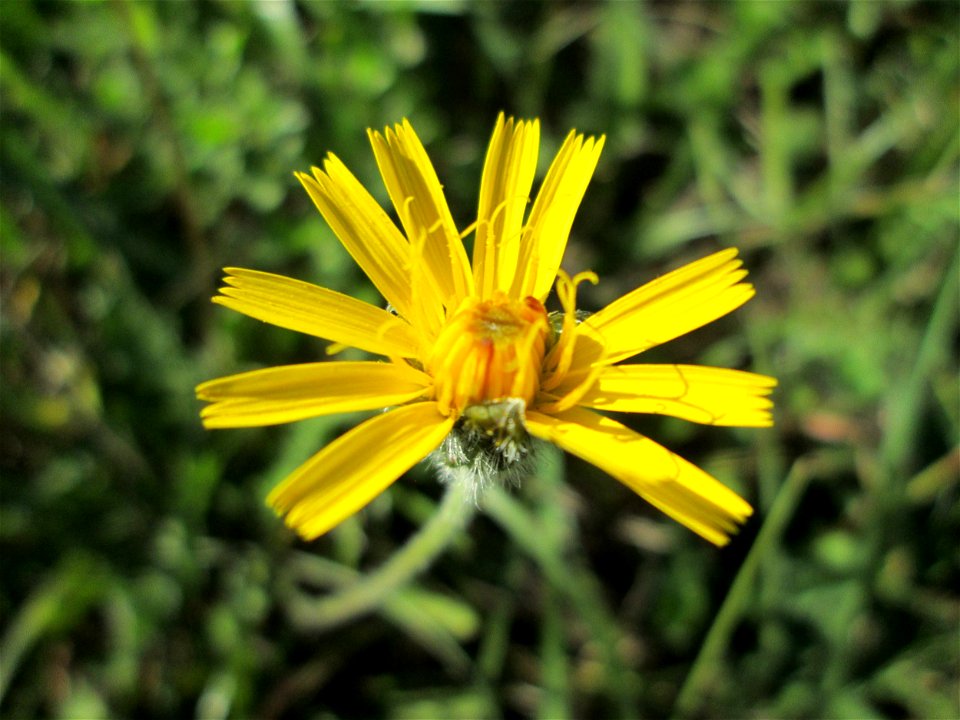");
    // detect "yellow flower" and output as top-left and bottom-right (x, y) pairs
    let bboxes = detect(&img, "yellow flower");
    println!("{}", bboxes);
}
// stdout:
(197, 114), (776, 546)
